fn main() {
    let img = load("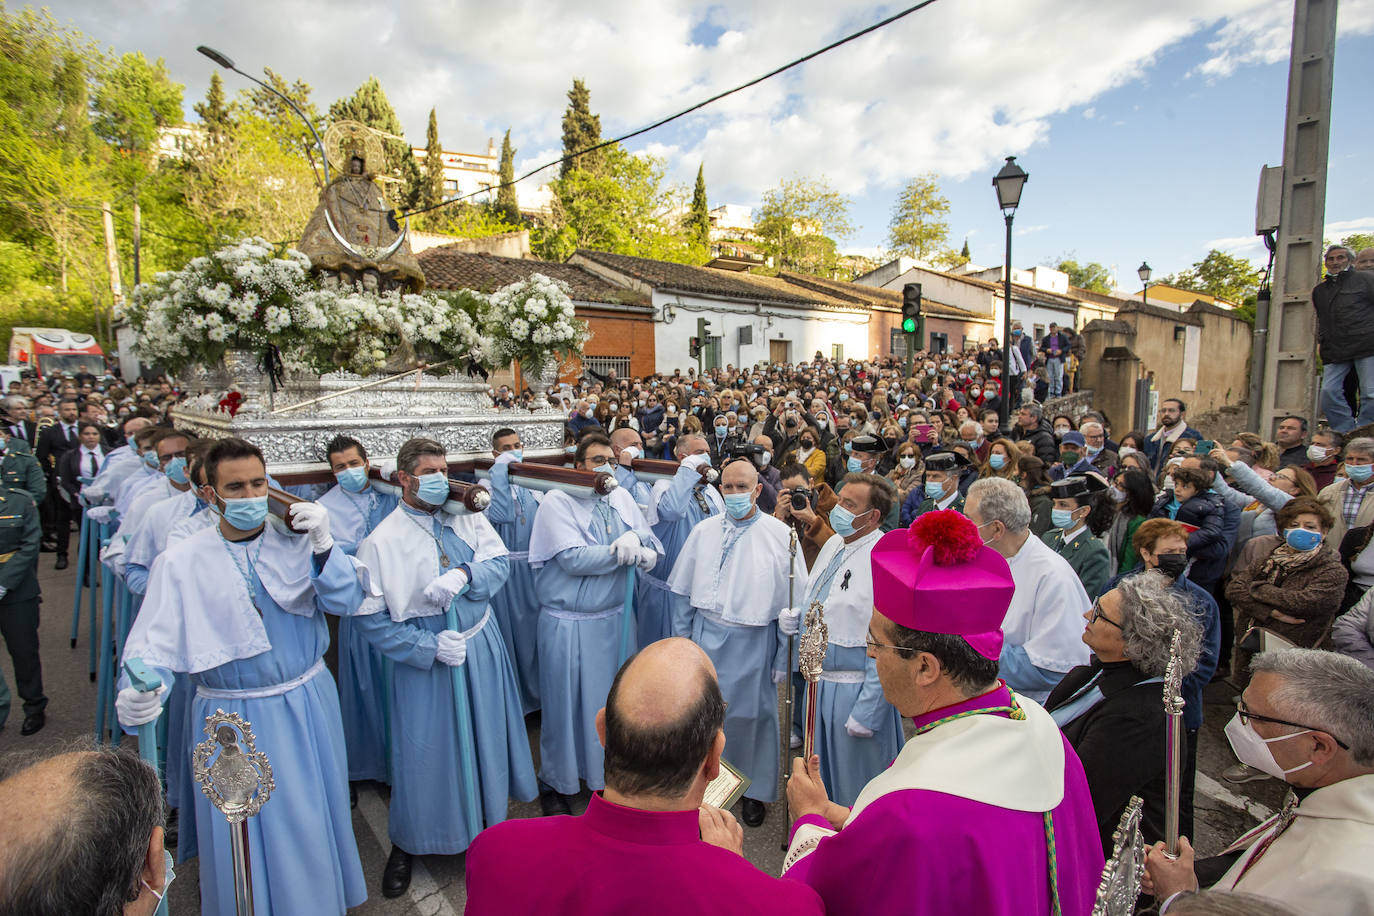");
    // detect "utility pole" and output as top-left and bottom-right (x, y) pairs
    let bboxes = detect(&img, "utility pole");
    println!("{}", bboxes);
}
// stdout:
(101, 201), (124, 309)
(1254, 0), (1338, 436)
(132, 197), (142, 287)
